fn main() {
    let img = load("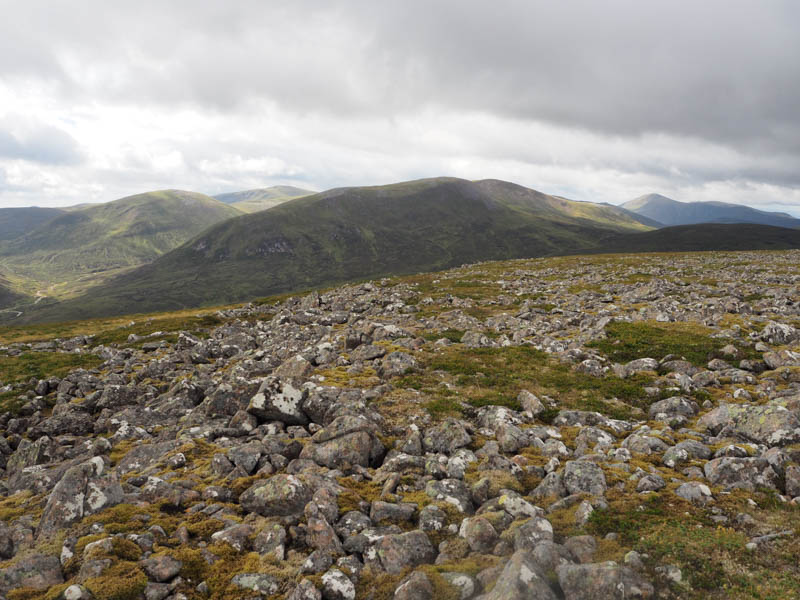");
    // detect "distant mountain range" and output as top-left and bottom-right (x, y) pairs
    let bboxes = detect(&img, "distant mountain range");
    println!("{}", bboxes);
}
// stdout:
(0, 190), (240, 301)
(19, 177), (658, 320)
(0, 207), (66, 241)
(622, 193), (800, 229)
(1, 179), (799, 324)
(214, 185), (314, 213)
